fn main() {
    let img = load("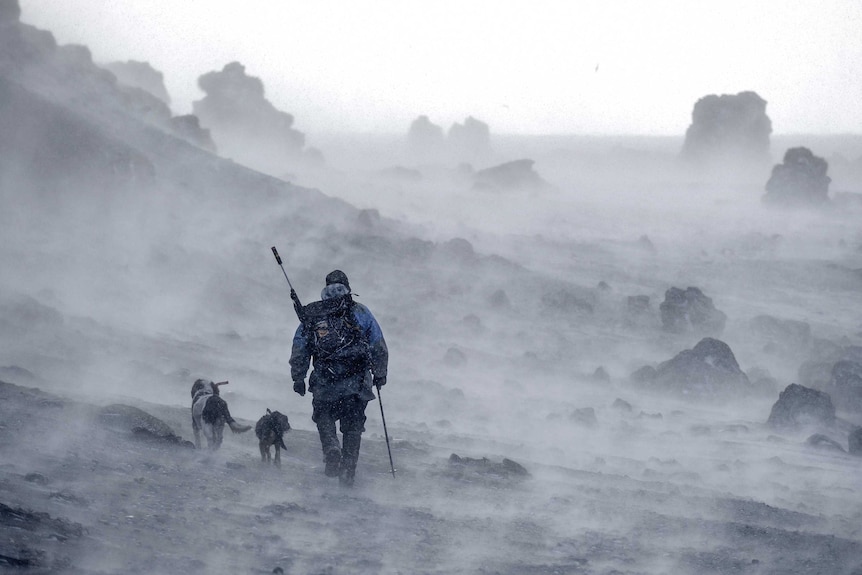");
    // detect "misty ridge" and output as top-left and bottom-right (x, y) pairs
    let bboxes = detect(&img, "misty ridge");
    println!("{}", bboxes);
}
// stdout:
(2, 1), (862, 574)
